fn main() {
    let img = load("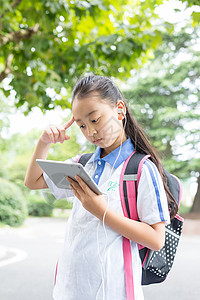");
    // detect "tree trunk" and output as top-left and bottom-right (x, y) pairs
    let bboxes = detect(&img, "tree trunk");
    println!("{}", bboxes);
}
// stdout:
(190, 176), (200, 213)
